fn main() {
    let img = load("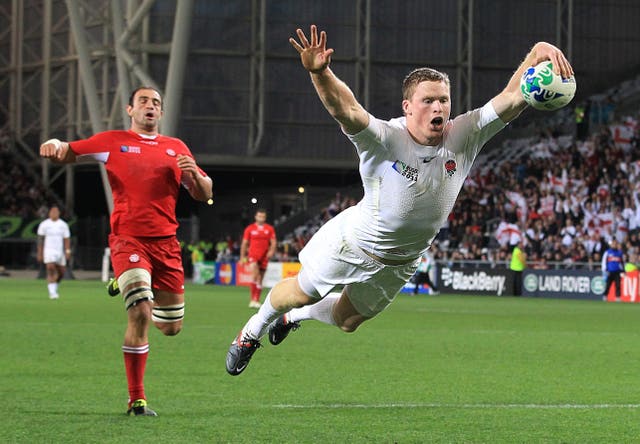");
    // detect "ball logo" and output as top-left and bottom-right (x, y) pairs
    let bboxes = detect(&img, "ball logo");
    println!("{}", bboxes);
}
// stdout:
(129, 254), (140, 263)
(166, 149), (176, 157)
(219, 263), (233, 284)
